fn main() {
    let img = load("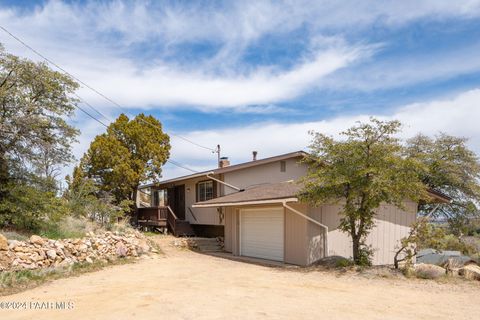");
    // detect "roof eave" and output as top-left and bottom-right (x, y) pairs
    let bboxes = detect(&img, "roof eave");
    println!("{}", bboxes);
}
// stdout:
(192, 197), (299, 208)
(426, 190), (452, 204)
